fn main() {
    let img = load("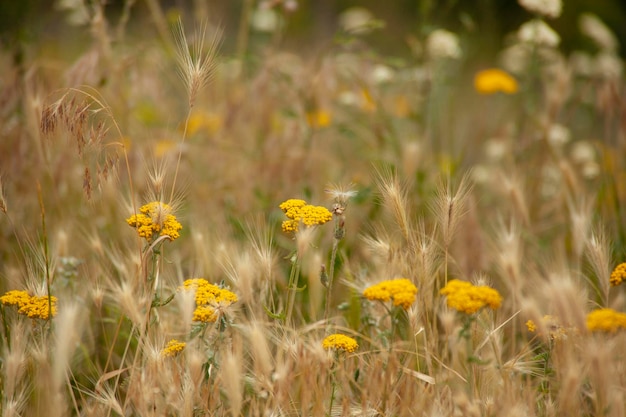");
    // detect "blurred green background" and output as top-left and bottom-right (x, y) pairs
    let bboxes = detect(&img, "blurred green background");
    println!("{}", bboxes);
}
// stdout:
(1, 0), (625, 62)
